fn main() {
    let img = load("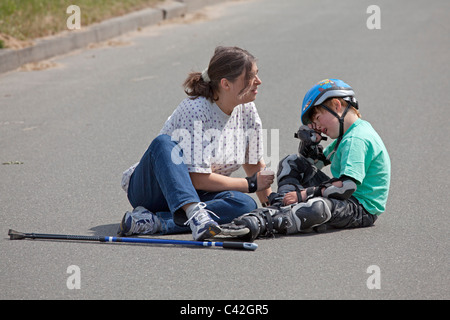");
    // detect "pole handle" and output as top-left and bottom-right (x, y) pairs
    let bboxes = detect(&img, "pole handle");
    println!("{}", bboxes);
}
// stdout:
(222, 241), (258, 251)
